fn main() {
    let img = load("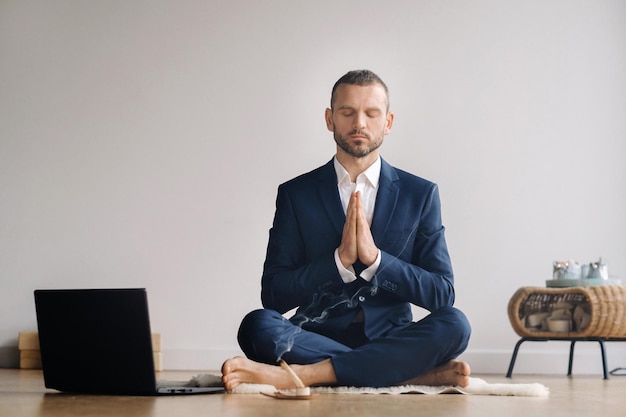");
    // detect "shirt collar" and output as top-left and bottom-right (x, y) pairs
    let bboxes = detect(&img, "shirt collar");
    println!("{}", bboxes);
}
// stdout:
(333, 156), (381, 188)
